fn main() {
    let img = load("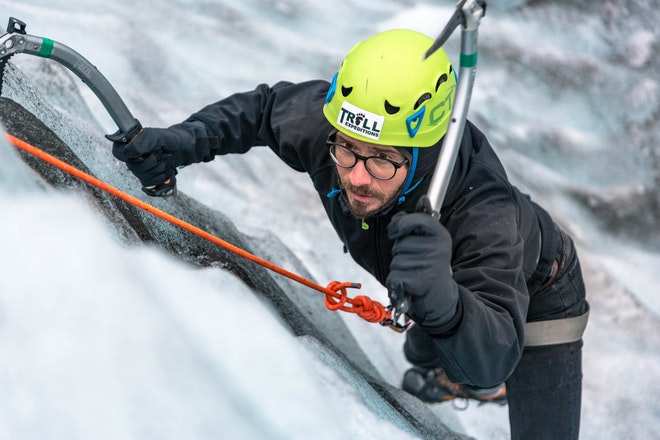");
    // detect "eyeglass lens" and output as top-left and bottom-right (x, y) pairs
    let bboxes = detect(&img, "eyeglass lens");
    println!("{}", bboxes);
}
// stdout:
(330, 144), (400, 180)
